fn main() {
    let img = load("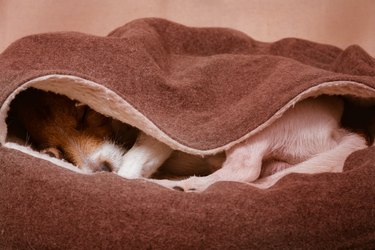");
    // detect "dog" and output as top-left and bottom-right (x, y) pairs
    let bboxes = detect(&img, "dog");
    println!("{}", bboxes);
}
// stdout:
(7, 88), (219, 178)
(116, 95), (368, 191)
(8, 89), (368, 192)
(7, 88), (139, 173)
